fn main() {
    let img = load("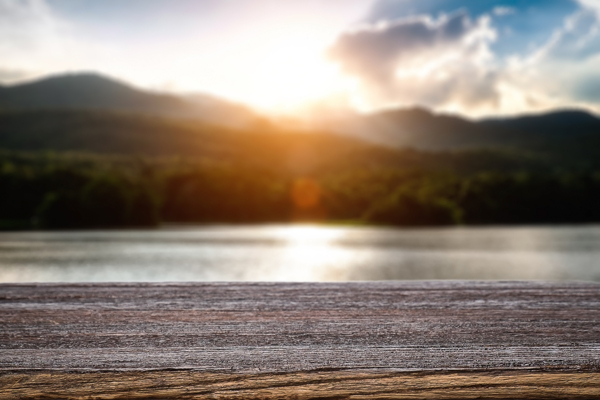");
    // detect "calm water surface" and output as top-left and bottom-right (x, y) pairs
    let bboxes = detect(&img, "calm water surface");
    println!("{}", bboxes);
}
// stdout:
(1, 225), (600, 282)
